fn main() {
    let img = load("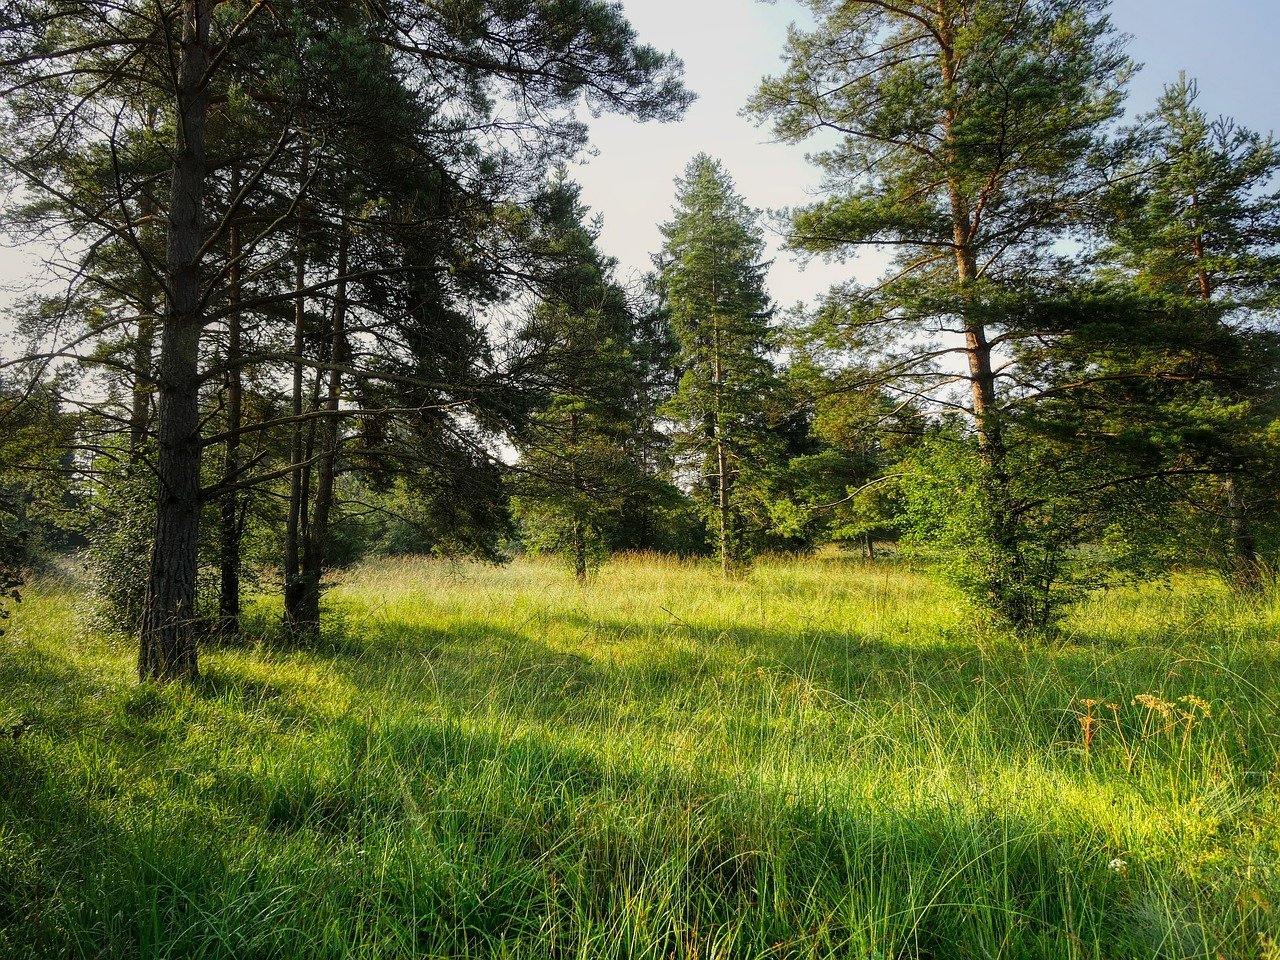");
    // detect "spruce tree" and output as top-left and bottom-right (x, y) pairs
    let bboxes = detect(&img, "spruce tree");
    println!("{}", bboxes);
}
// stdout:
(658, 155), (779, 575)
(511, 176), (649, 580)
(1100, 77), (1280, 588)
